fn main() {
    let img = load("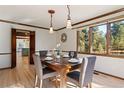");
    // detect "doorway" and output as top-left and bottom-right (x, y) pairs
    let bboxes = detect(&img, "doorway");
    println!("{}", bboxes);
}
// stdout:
(11, 28), (35, 68)
(16, 36), (30, 67)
